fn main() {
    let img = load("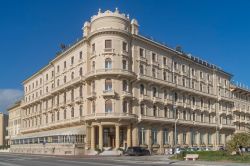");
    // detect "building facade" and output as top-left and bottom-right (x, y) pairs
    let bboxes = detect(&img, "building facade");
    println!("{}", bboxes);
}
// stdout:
(9, 9), (250, 155)
(0, 112), (9, 146)
(5, 101), (22, 145)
